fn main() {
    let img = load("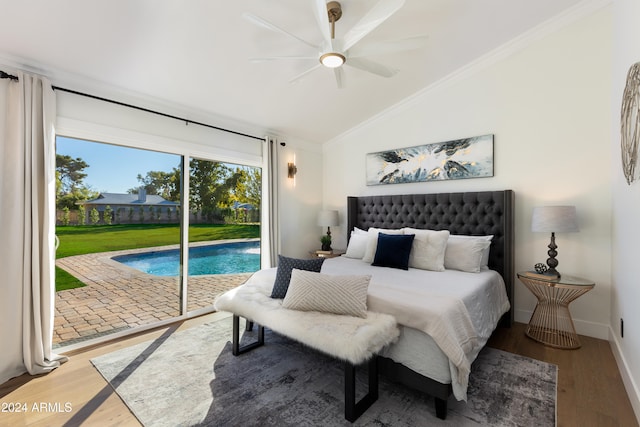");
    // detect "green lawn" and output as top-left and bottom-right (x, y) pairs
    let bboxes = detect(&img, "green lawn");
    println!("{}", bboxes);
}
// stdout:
(55, 223), (260, 291)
